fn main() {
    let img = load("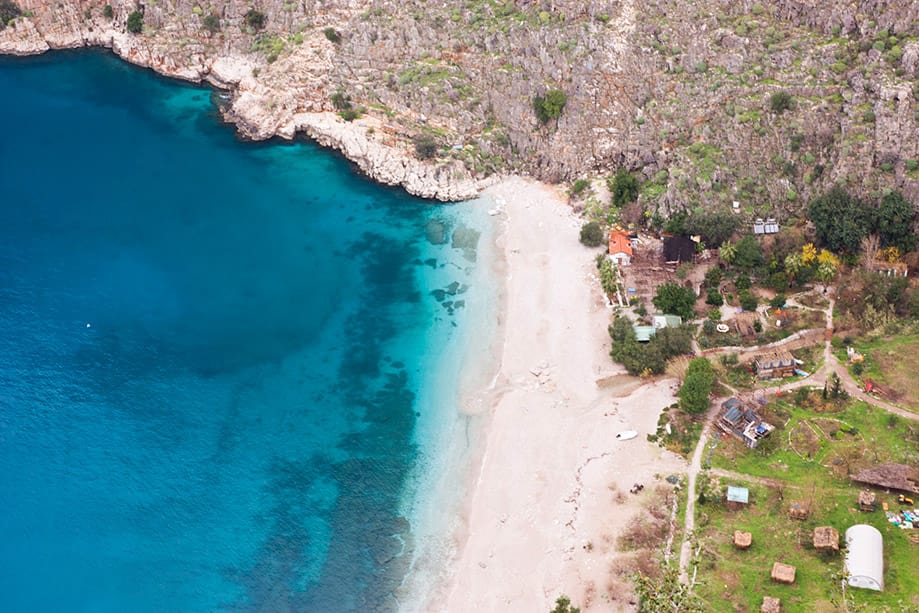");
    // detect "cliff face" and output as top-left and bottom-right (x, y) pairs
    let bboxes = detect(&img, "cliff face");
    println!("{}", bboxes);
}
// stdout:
(2, 0), (918, 209)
